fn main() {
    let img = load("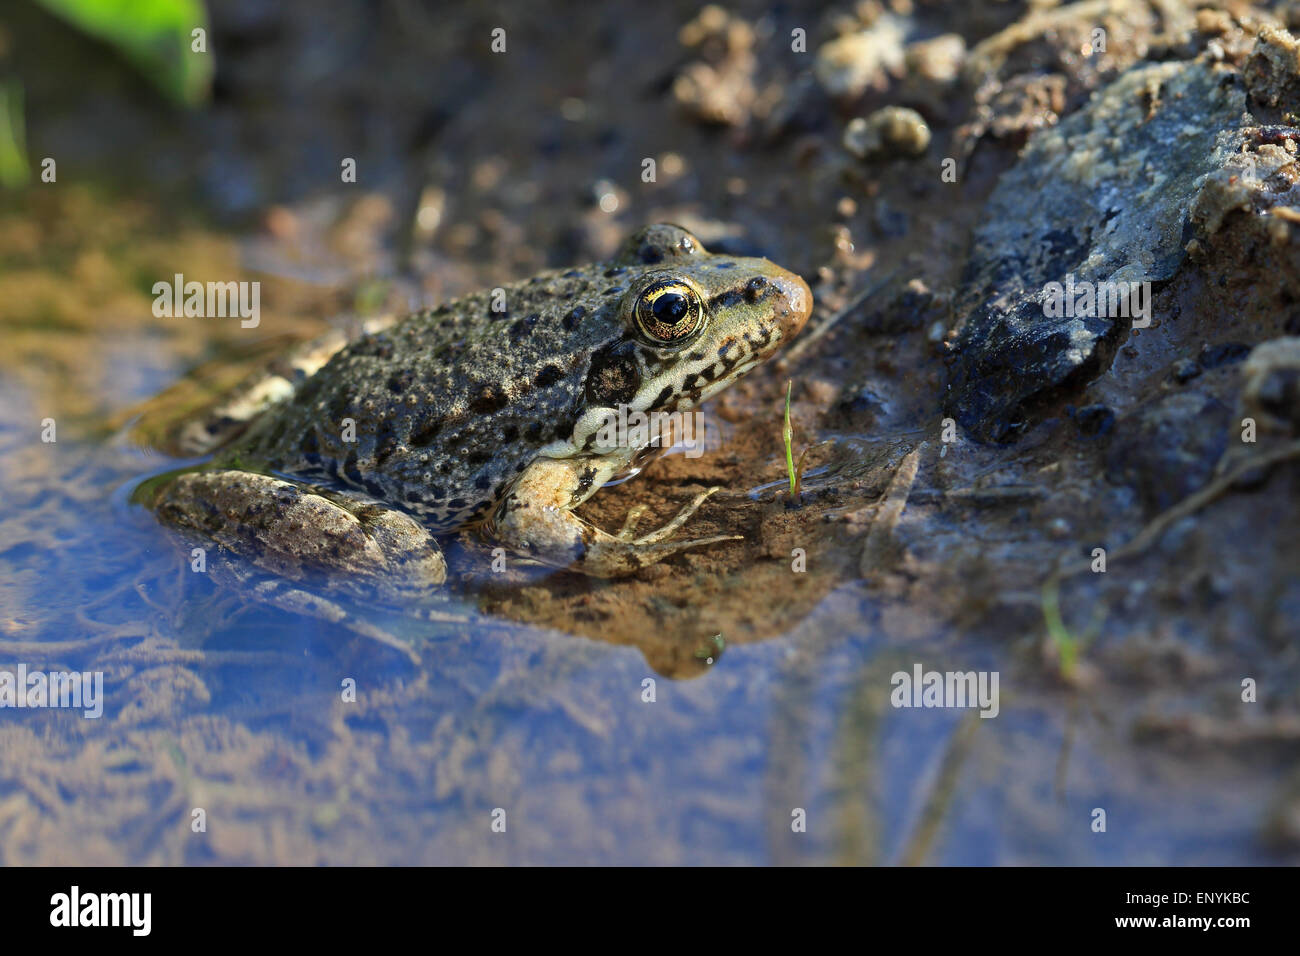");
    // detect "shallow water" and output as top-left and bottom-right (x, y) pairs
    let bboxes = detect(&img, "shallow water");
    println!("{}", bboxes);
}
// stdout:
(0, 385), (1281, 864)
